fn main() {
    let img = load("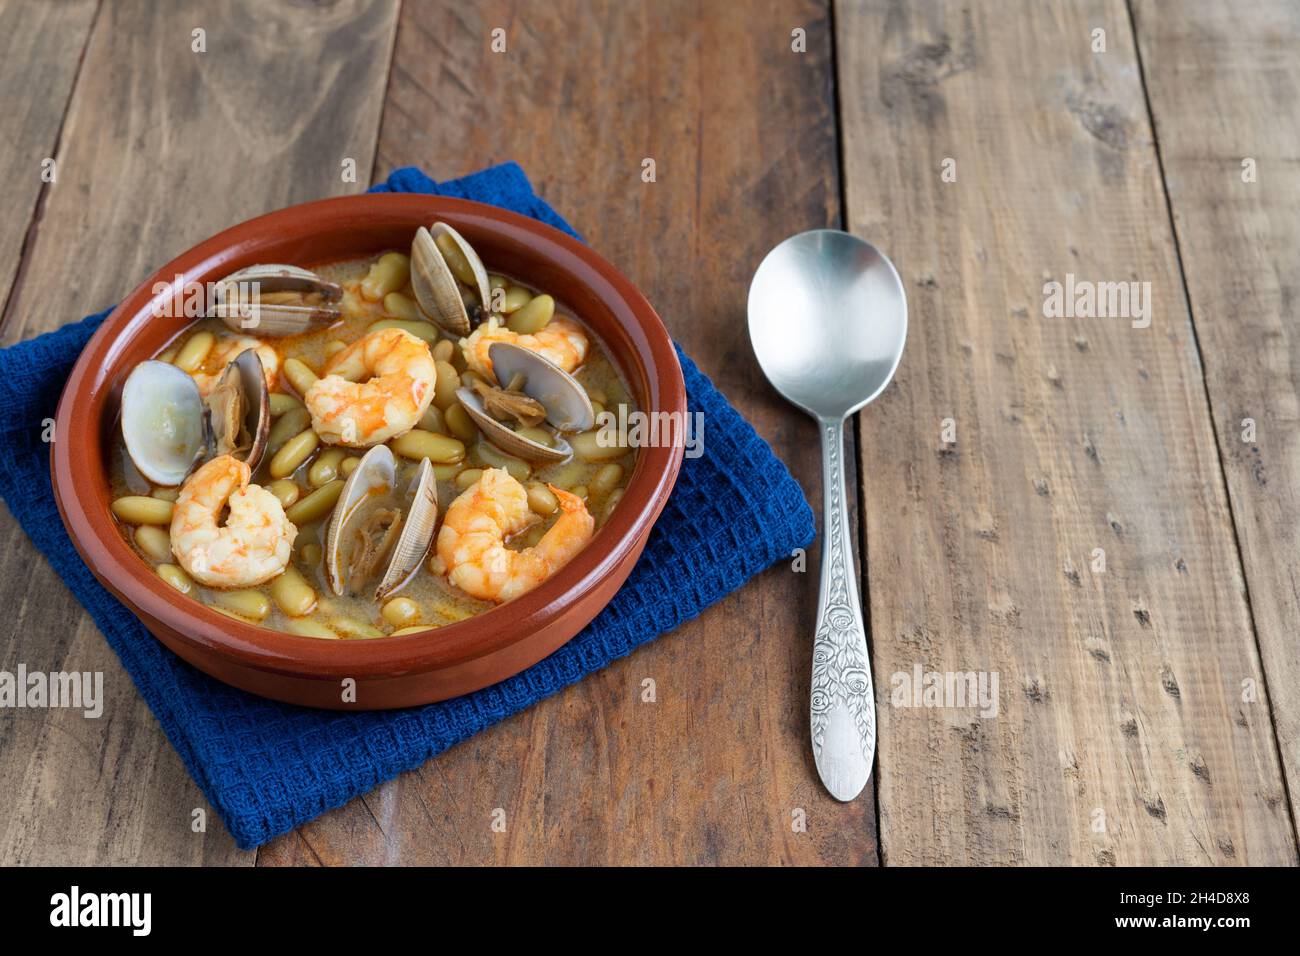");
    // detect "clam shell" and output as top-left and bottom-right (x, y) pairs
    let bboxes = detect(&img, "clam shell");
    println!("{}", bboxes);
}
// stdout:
(120, 361), (207, 486)
(213, 263), (342, 337)
(324, 445), (396, 596)
(324, 447), (439, 601)
(410, 223), (492, 336)
(456, 387), (572, 464)
(410, 226), (471, 336)
(205, 349), (271, 474)
(488, 342), (594, 431)
(432, 223), (492, 317)
(375, 458), (439, 601)
(221, 263), (342, 296)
